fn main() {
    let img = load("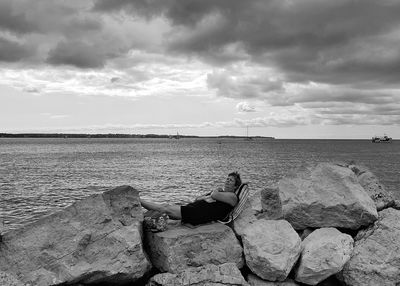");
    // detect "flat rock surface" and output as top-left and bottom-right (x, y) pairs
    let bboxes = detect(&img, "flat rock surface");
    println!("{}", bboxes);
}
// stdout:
(342, 208), (400, 286)
(145, 222), (244, 273)
(0, 186), (151, 286)
(279, 163), (378, 229)
(147, 263), (249, 286)
(248, 274), (299, 285)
